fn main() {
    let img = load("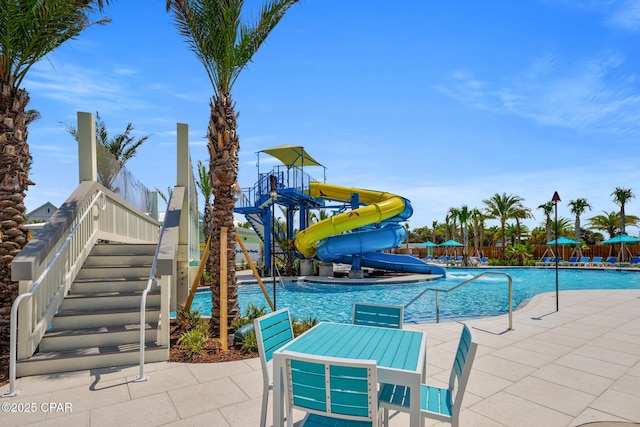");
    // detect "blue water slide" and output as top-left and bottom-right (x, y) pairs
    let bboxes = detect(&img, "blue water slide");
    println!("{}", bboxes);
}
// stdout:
(315, 223), (446, 276)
